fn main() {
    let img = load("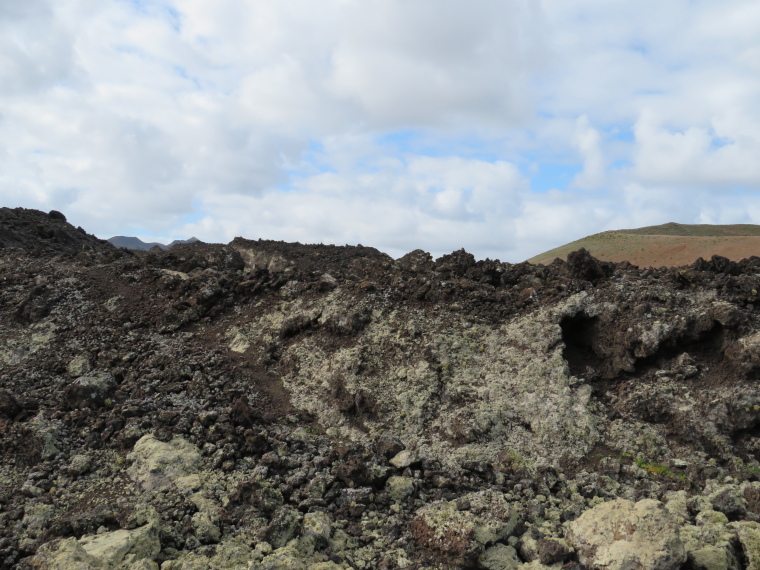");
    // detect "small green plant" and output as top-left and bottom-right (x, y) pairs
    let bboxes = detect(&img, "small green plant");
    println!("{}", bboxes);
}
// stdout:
(635, 457), (674, 478)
